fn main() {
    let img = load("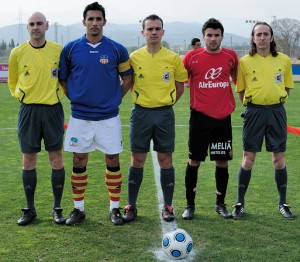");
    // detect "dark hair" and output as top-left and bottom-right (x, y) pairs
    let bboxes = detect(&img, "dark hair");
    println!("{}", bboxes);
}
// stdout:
(202, 18), (224, 35)
(249, 21), (278, 57)
(83, 2), (106, 20)
(142, 14), (163, 30)
(191, 38), (200, 46)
